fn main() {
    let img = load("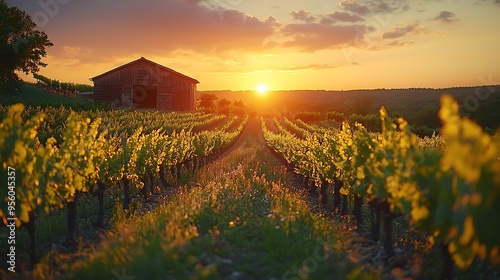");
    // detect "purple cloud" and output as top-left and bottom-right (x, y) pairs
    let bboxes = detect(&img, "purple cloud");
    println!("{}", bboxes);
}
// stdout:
(282, 22), (375, 51)
(432, 11), (460, 23)
(382, 22), (429, 39)
(290, 10), (317, 23)
(339, 1), (370, 15)
(322, 11), (365, 23)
